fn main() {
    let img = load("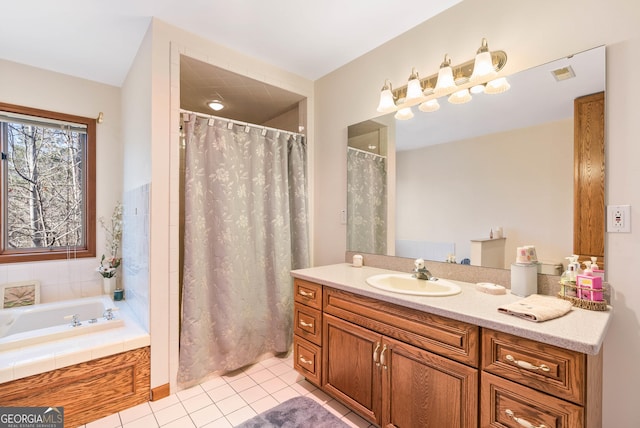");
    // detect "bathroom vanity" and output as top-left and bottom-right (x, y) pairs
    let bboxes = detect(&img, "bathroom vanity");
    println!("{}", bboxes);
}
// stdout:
(291, 264), (610, 428)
